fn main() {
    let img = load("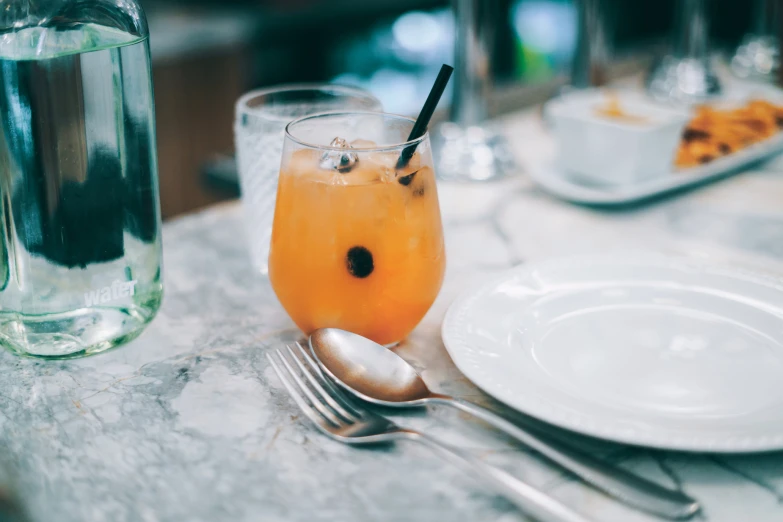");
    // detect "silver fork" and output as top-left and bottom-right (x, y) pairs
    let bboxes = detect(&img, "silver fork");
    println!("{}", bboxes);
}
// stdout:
(268, 344), (596, 522)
